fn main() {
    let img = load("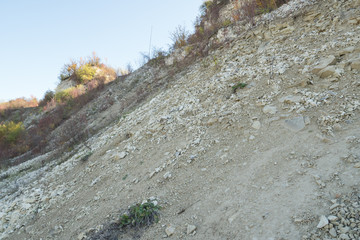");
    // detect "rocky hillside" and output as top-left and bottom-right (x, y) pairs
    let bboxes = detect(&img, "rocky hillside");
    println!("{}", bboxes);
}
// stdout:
(1, 0), (360, 239)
